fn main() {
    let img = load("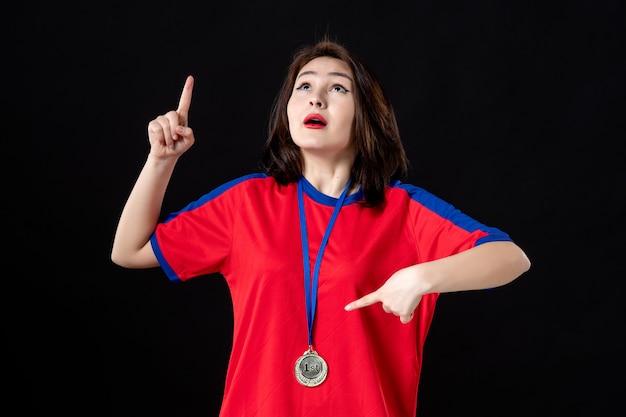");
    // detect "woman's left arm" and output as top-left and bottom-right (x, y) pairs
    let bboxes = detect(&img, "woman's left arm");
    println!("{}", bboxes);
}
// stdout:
(417, 240), (531, 293)
(345, 241), (531, 323)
